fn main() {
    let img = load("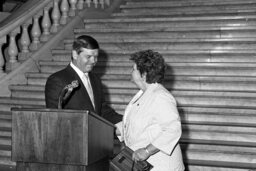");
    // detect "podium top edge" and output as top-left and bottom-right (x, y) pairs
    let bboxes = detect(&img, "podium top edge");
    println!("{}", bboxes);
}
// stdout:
(11, 107), (88, 113)
(11, 107), (115, 128)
